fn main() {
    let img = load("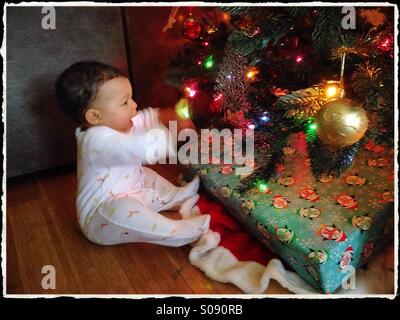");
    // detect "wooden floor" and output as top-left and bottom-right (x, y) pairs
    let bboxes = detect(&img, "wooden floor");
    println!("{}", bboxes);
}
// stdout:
(6, 163), (290, 295)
